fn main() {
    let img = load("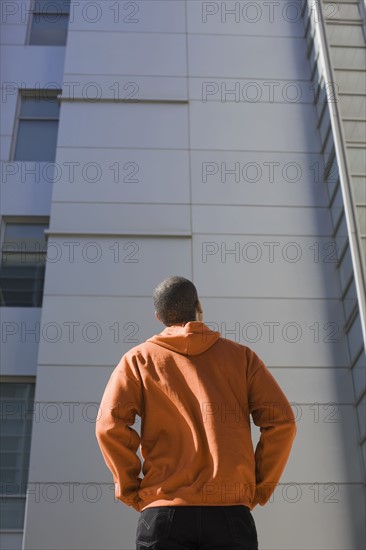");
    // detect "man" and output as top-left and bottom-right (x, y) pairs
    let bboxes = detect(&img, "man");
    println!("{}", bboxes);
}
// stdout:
(96, 276), (297, 550)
